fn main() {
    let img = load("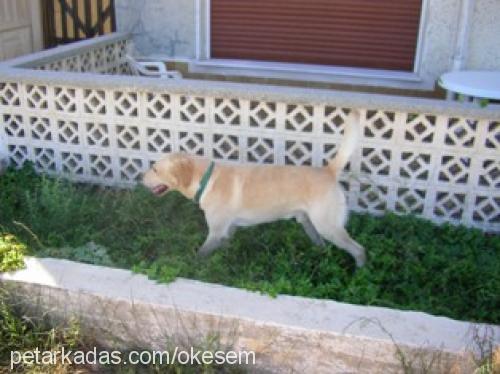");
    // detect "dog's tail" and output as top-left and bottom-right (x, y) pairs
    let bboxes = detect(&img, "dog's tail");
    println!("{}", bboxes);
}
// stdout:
(326, 109), (361, 179)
